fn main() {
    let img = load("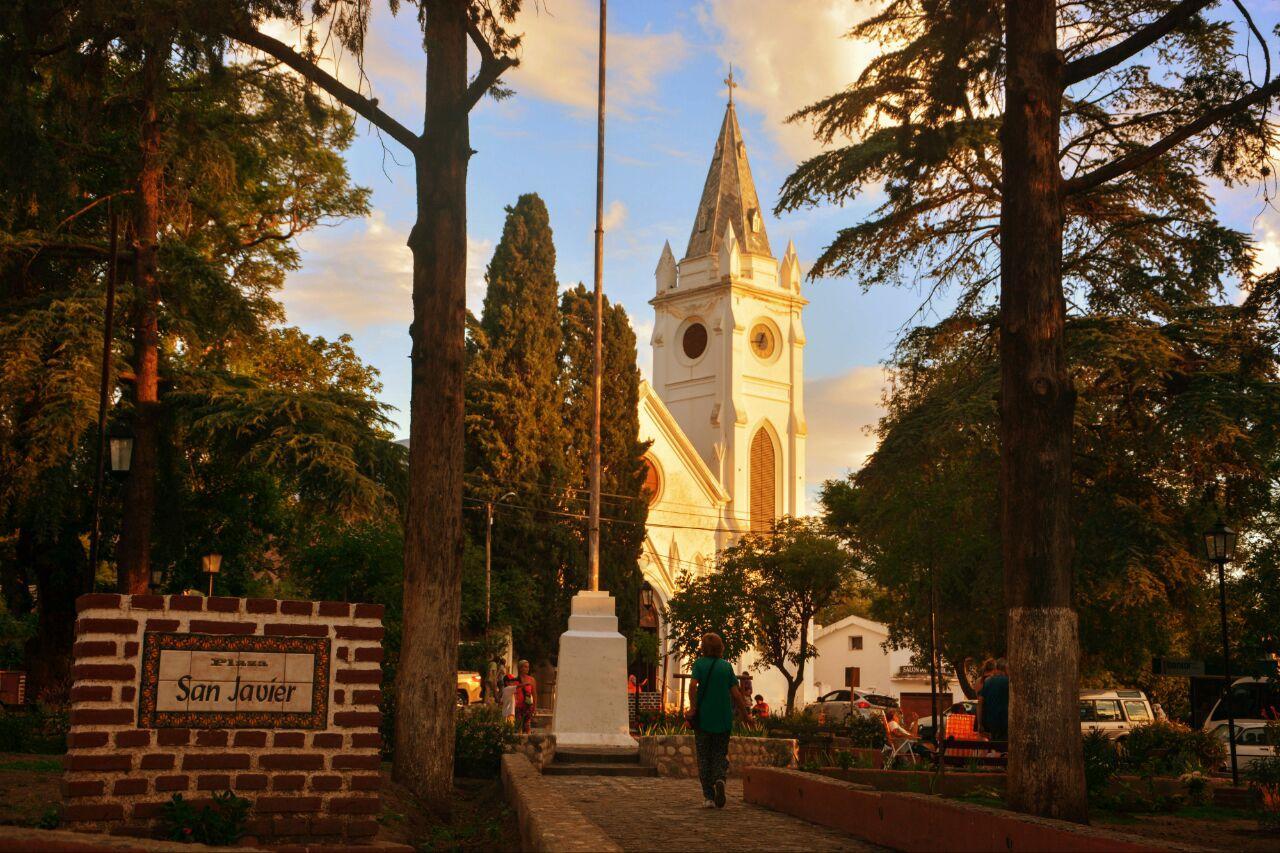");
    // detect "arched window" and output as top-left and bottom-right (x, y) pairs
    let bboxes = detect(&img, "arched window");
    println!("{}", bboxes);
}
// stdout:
(750, 427), (776, 533)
